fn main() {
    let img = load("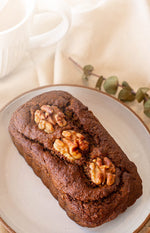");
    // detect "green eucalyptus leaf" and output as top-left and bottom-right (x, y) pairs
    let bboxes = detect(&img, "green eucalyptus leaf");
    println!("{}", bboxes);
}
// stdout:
(144, 99), (150, 117)
(103, 76), (118, 94)
(136, 87), (150, 103)
(95, 76), (104, 90)
(118, 88), (135, 102)
(143, 93), (149, 103)
(122, 81), (132, 90)
(83, 65), (94, 76)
